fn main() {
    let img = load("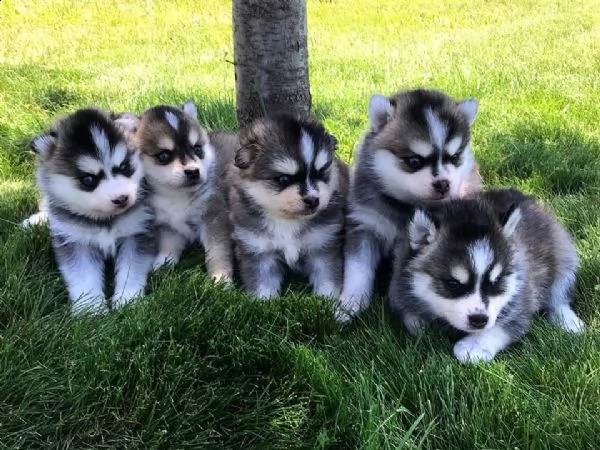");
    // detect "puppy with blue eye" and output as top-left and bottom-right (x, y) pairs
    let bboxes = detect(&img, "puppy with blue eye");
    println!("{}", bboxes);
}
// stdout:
(23, 108), (155, 313)
(213, 114), (349, 299)
(128, 100), (234, 282)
